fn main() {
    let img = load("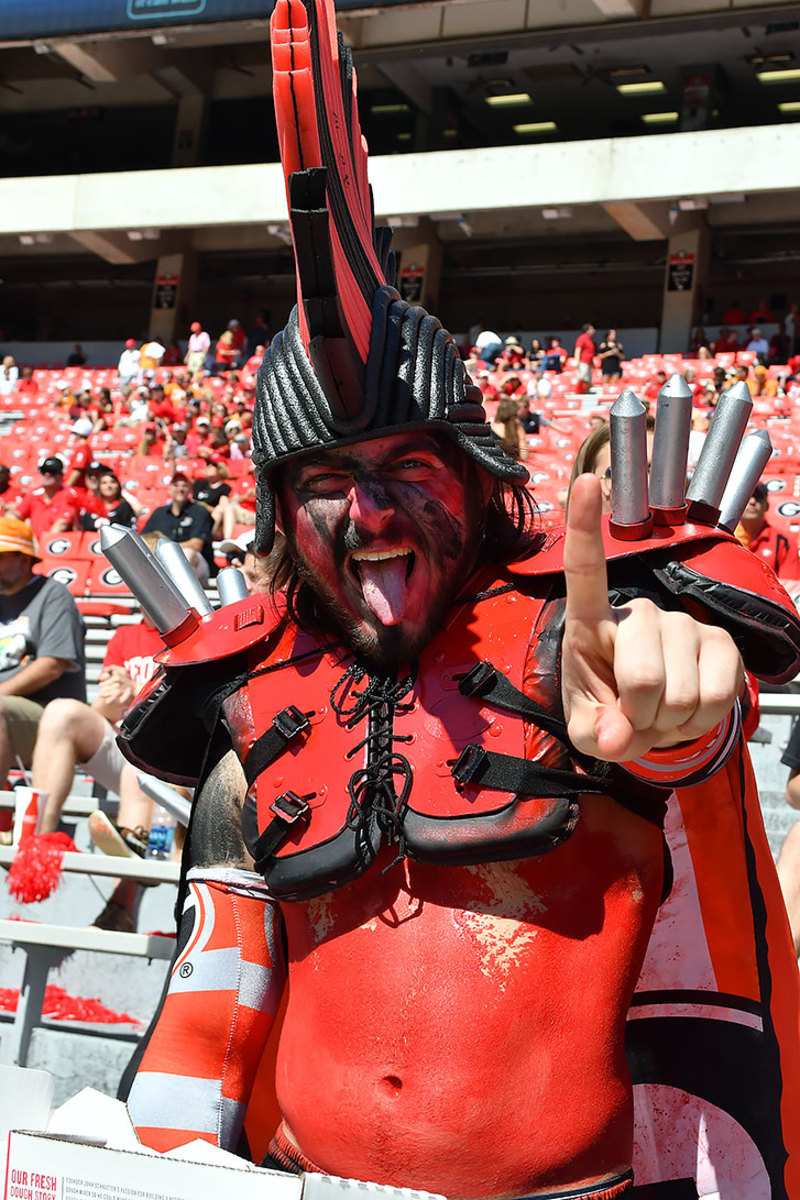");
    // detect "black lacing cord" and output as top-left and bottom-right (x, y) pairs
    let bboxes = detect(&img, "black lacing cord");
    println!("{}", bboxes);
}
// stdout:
(330, 662), (416, 871)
